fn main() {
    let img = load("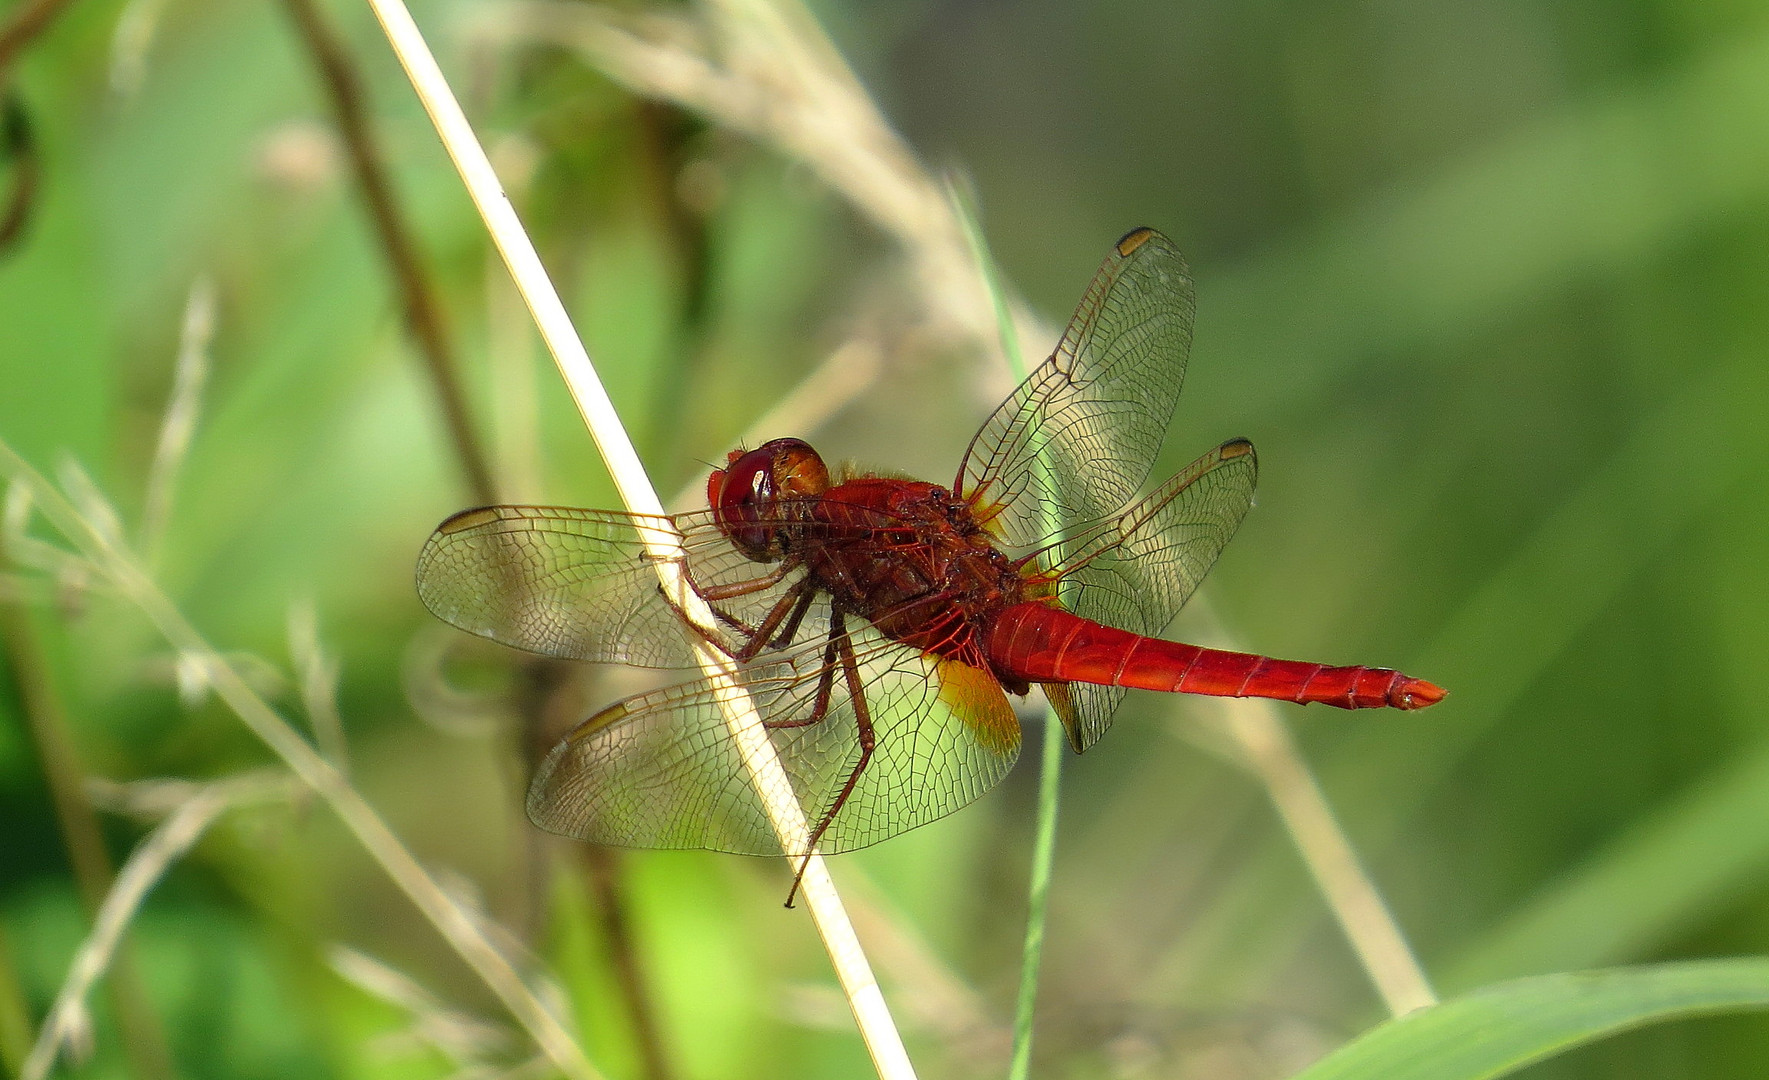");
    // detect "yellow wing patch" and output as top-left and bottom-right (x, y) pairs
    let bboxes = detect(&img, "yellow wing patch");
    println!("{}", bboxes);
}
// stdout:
(936, 659), (1021, 757)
